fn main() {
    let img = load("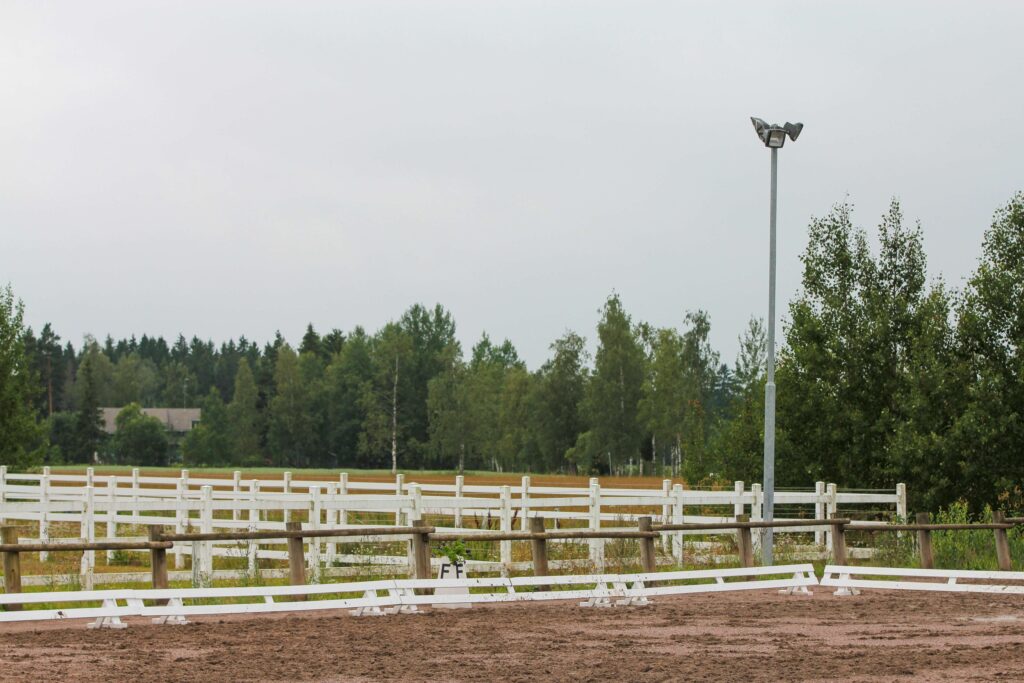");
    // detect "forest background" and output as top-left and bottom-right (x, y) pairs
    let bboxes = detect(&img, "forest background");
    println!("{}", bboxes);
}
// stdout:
(2, 194), (1022, 512)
